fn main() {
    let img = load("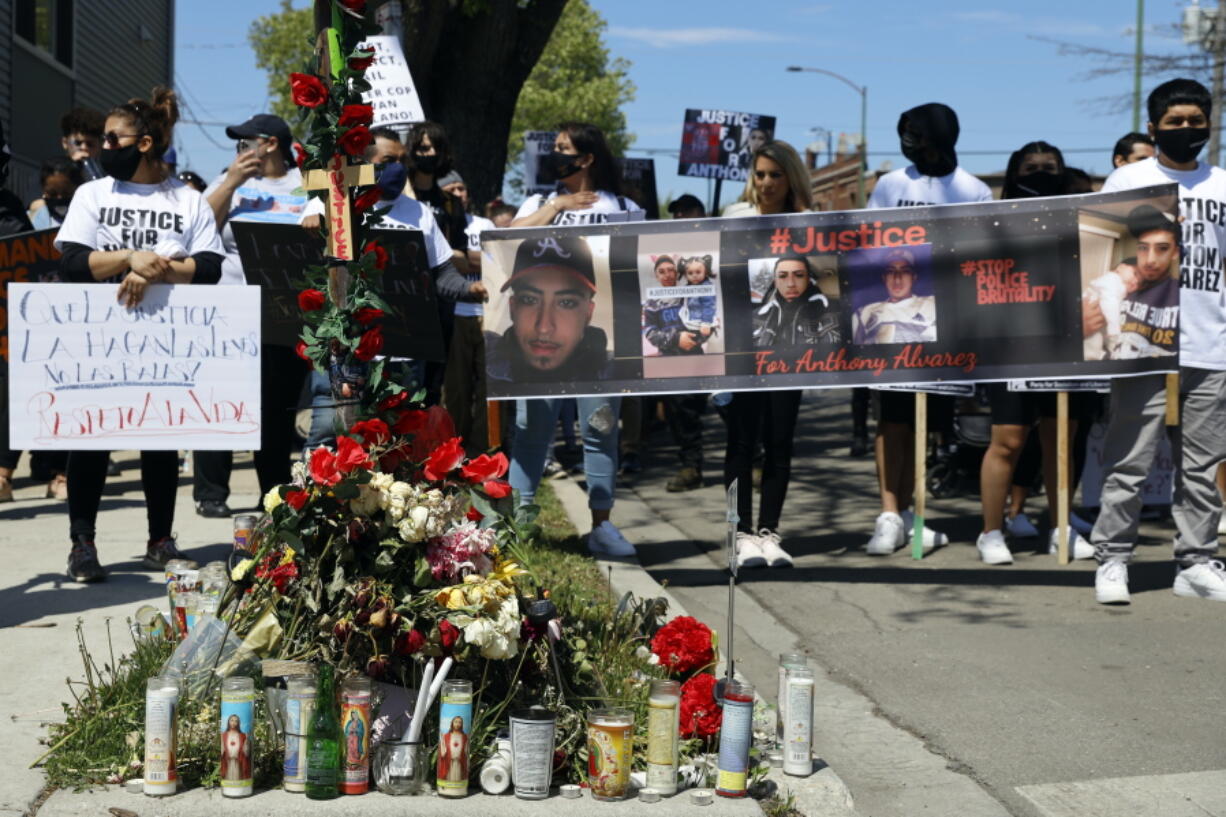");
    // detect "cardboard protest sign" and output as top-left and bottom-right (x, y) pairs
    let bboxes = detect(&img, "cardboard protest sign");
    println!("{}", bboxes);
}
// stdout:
(0, 227), (61, 362)
(678, 109), (776, 182)
(231, 222), (445, 362)
(523, 131), (557, 196)
(7, 283), (262, 450)
(480, 184), (1180, 400)
(359, 35), (426, 127)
